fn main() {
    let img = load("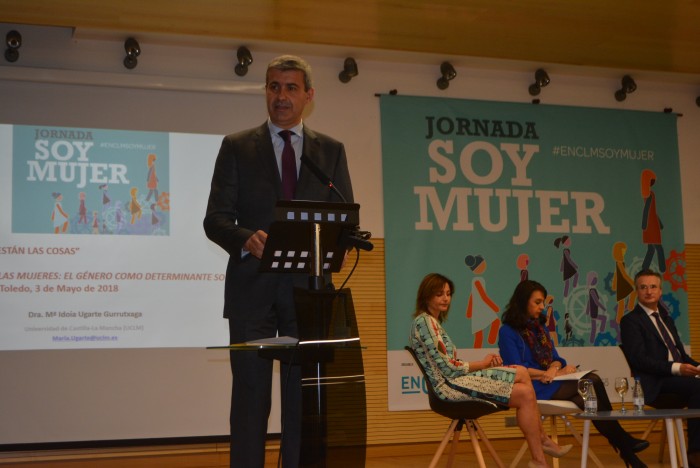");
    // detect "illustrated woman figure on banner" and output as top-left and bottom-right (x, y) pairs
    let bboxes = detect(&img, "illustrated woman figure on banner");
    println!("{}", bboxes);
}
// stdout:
(640, 169), (666, 273)
(544, 294), (559, 345)
(585, 271), (607, 344)
(516, 253), (530, 283)
(554, 235), (578, 298)
(465, 254), (500, 348)
(611, 241), (636, 323)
